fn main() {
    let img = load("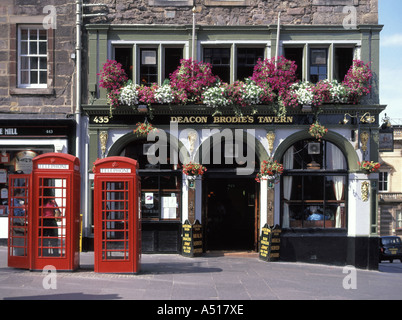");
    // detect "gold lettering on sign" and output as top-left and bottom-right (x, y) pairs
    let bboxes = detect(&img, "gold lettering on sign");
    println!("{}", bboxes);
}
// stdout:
(257, 116), (293, 123)
(170, 116), (208, 123)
